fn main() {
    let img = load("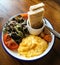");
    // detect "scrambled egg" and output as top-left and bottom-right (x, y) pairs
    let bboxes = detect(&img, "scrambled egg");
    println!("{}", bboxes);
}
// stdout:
(18, 35), (48, 58)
